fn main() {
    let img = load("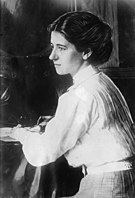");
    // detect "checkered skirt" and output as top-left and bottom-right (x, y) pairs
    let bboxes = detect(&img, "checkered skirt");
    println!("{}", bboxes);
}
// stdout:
(59, 168), (135, 198)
